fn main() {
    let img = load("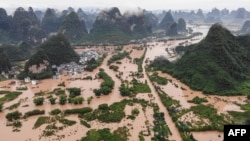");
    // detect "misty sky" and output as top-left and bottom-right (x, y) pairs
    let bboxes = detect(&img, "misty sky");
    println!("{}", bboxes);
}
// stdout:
(0, 0), (248, 12)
